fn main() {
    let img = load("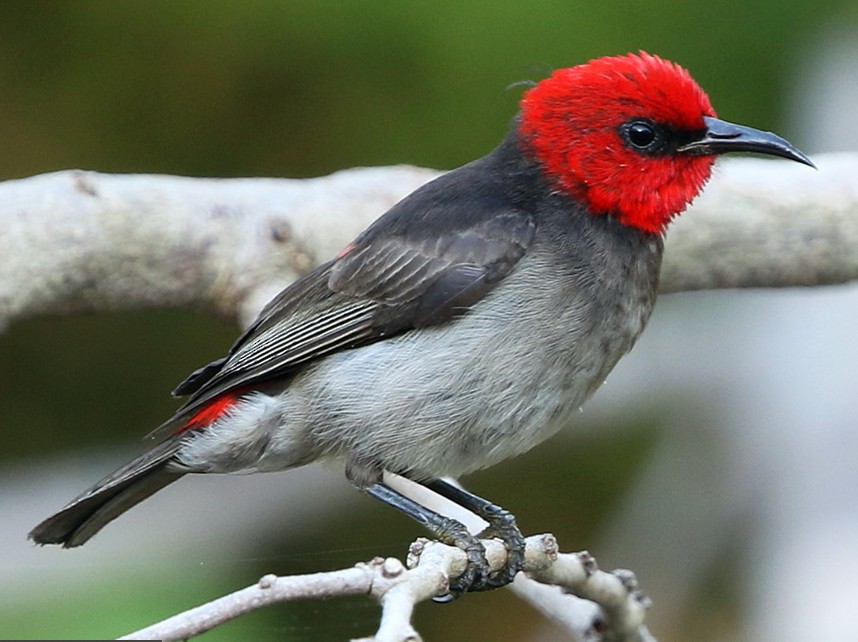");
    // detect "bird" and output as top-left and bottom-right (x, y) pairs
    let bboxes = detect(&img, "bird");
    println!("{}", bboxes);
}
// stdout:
(29, 51), (813, 597)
